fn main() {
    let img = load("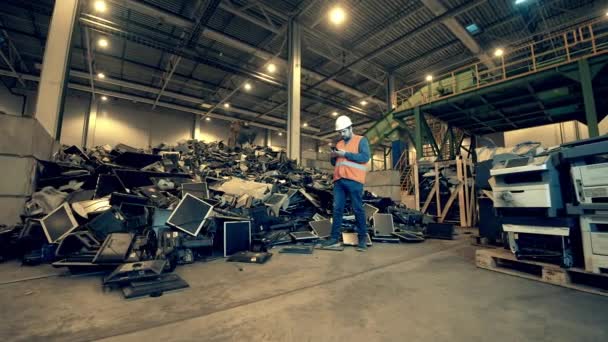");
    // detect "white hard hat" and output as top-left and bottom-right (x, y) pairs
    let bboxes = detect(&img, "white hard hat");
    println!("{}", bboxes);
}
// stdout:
(335, 115), (353, 131)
